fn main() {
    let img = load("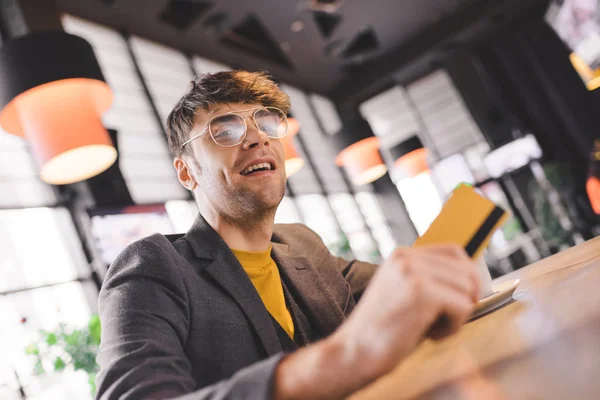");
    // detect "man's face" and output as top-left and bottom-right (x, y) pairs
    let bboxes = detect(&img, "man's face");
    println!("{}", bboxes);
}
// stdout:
(182, 102), (287, 222)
